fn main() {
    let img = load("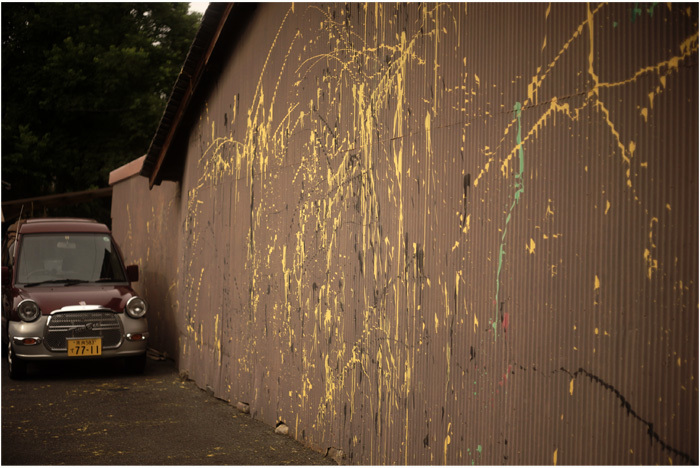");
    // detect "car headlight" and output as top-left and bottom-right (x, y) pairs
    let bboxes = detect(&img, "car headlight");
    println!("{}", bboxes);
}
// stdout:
(17, 299), (41, 322)
(125, 296), (147, 318)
